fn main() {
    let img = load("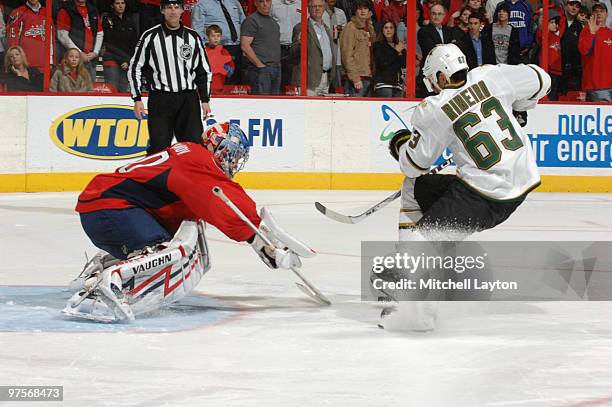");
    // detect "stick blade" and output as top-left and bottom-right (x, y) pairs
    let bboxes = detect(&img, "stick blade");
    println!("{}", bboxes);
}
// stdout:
(314, 202), (360, 224)
(295, 283), (331, 306)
